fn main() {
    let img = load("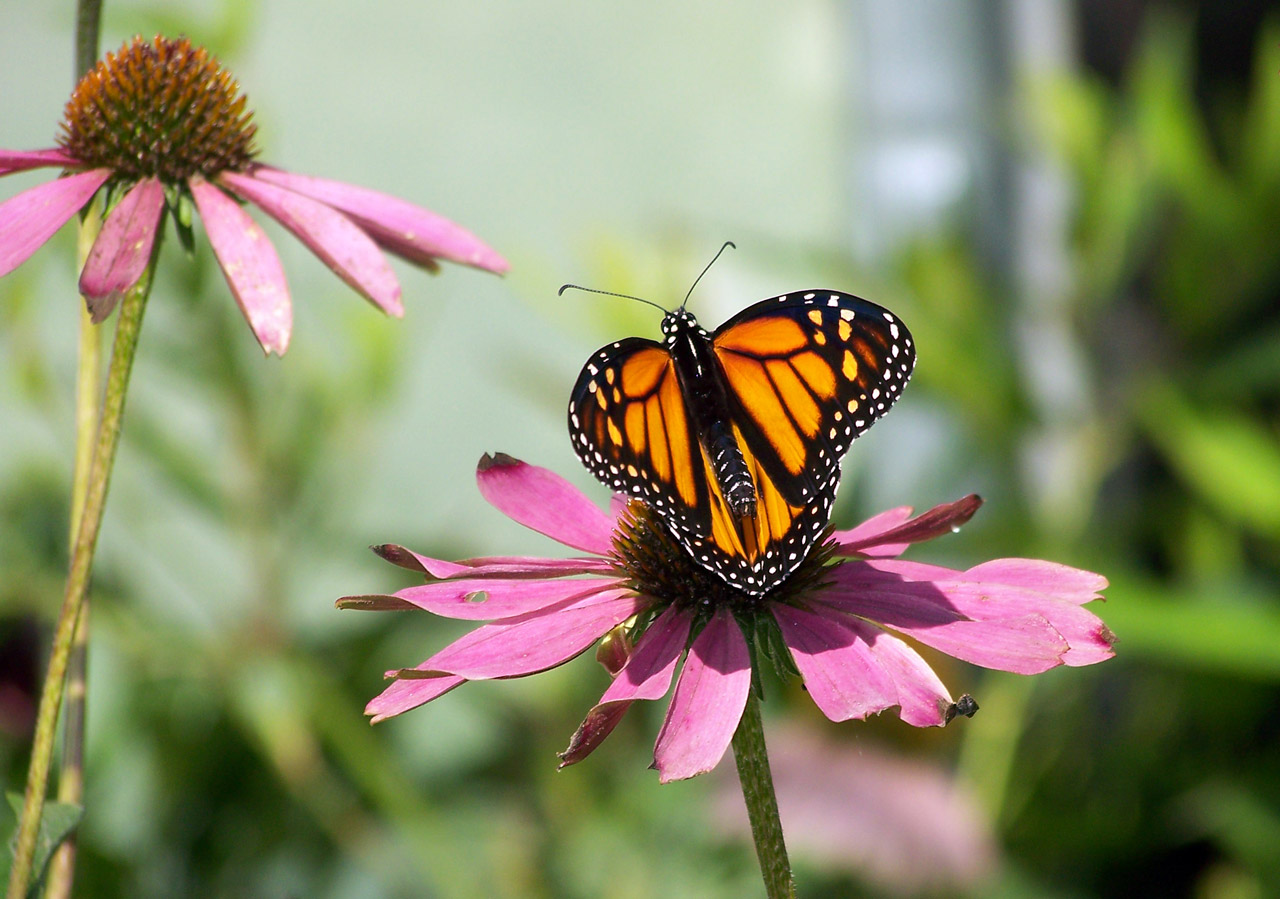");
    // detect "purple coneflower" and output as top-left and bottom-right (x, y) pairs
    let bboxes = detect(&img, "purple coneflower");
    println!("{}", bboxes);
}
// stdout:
(0, 35), (507, 354)
(341, 454), (1114, 783)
